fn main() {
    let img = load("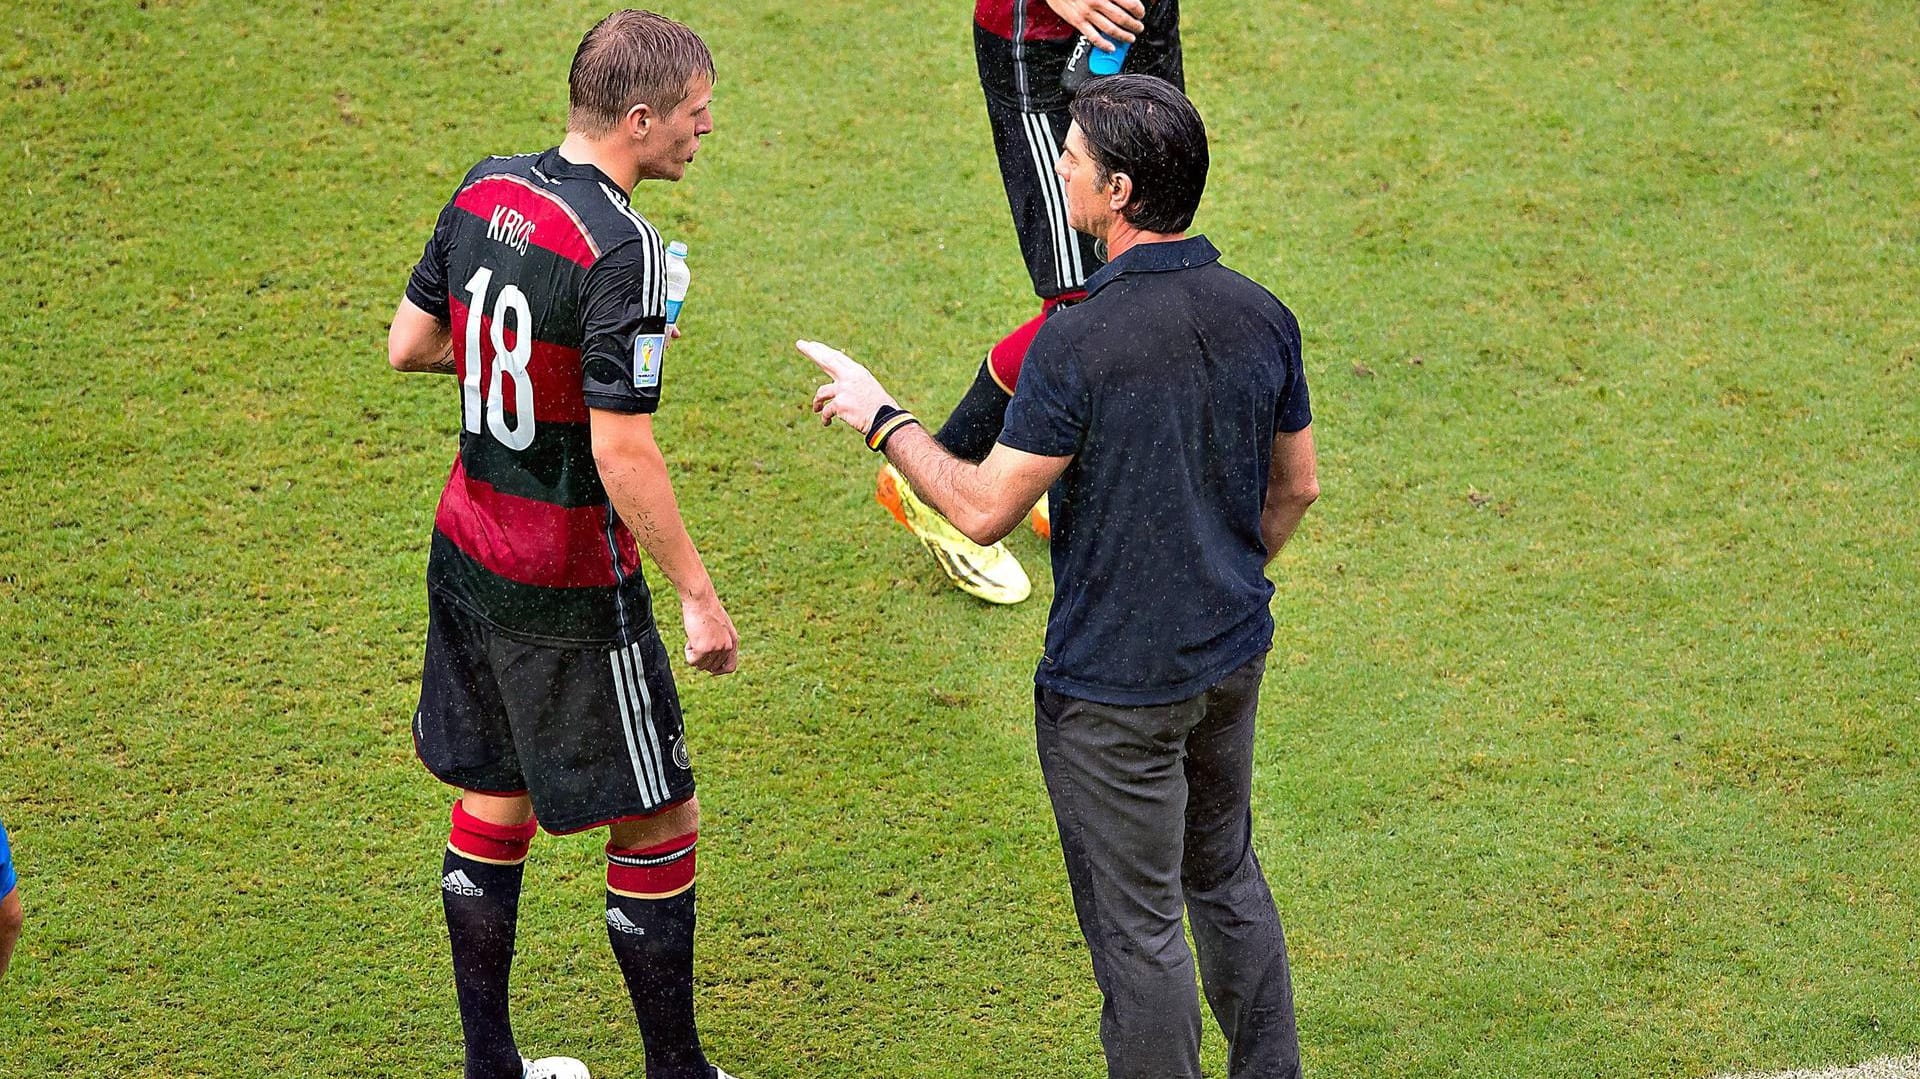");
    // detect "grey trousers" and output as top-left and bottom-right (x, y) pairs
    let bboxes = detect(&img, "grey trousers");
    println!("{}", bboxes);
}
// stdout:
(1034, 653), (1300, 1079)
